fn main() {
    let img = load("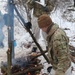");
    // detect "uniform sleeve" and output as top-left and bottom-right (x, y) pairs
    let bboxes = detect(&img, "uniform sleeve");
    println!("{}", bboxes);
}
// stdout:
(27, 0), (35, 10)
(52, 33), (70, 73)
(45, 0), (55, 12)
